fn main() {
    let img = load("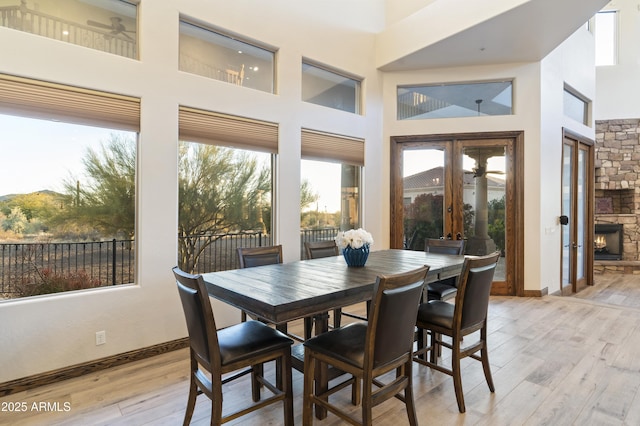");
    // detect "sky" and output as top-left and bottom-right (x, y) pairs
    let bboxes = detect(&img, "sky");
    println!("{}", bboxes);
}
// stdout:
(1, 114), (505, 213)
(0, 114), (120, 197)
